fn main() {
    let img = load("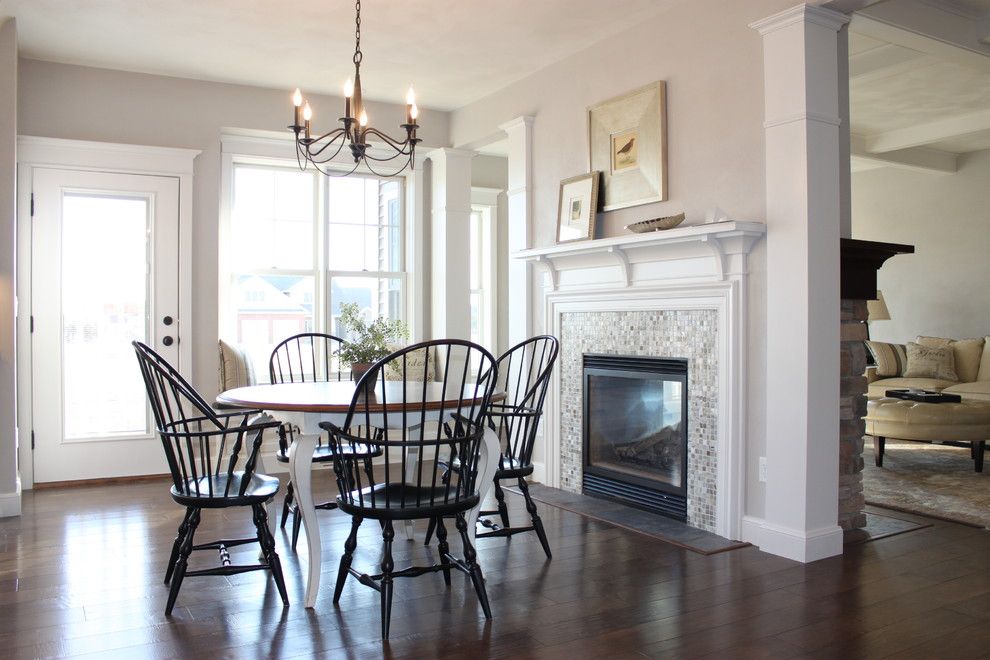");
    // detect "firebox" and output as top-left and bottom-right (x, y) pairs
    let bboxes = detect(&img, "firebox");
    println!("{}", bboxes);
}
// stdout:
(582, 354), (689, 521)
